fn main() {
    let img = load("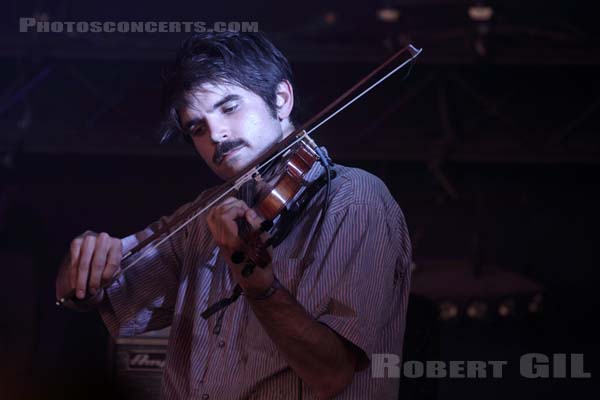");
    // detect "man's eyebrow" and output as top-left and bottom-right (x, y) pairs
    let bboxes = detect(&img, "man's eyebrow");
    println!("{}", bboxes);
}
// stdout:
(183, 94), (241, 132)
(213, 94), (240, 110)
